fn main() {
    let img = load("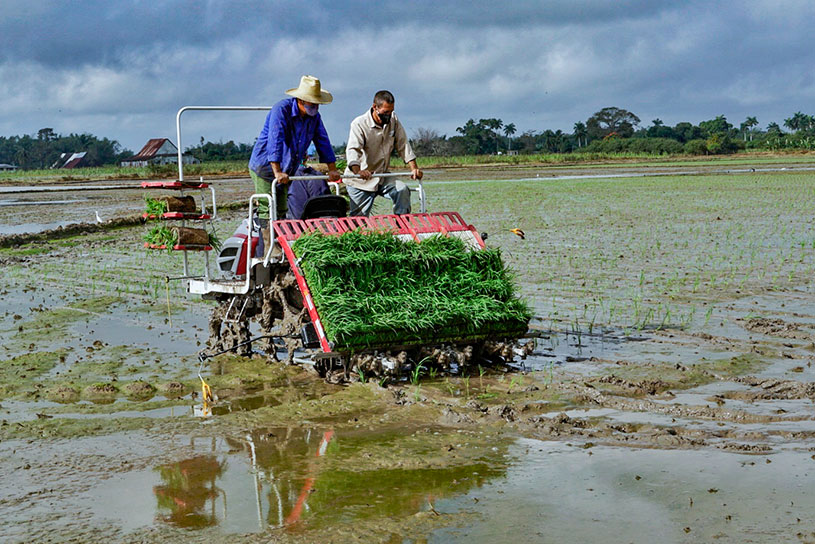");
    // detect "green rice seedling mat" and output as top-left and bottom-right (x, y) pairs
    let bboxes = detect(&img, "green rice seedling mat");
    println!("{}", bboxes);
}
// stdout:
(291, 231), (532, 350)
